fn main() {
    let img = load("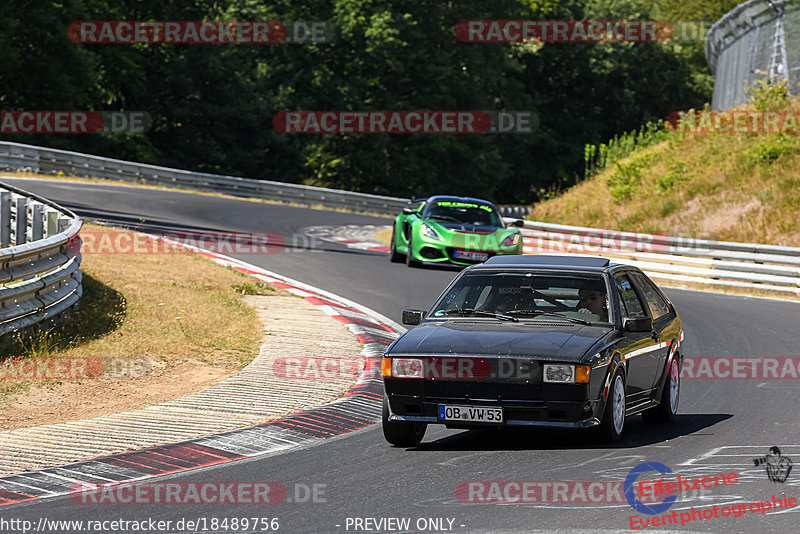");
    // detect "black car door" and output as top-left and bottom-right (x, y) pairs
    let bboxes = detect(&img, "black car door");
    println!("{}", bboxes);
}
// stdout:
(629, 272), (673, 390)
(613, 273), (660, 405)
